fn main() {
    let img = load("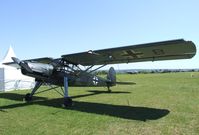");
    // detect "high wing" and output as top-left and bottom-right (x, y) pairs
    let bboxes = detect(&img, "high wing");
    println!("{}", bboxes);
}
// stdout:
(61, 39), (196, 66)
(3, 39), (196, 67)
